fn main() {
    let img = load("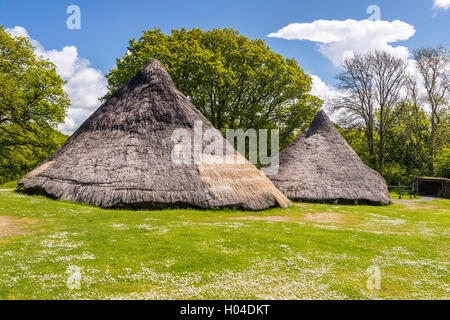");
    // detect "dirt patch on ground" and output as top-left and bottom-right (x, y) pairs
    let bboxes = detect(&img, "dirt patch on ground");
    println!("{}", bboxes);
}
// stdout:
(0, 189), (14, 192)
(301, 212), (348, 224)
(0, 216), (38, 238)
(401, 205), (440, 210)
(393, 201), (440, 210)
(229, 215), (300, 223)
(228, 212), (348, 224)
